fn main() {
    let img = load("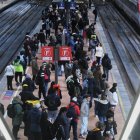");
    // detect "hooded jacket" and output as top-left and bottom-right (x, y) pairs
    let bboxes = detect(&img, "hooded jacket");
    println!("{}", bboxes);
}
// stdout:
(12, 99), (23, 126)
(28, 107), (42, 132)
